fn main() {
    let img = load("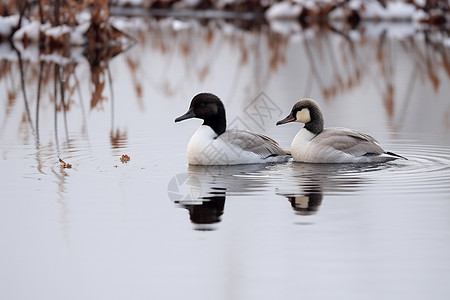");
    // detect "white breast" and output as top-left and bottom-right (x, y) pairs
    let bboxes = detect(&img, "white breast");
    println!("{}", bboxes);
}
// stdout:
(291, 128), (316, 161)
(187, 126), (218, 165)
